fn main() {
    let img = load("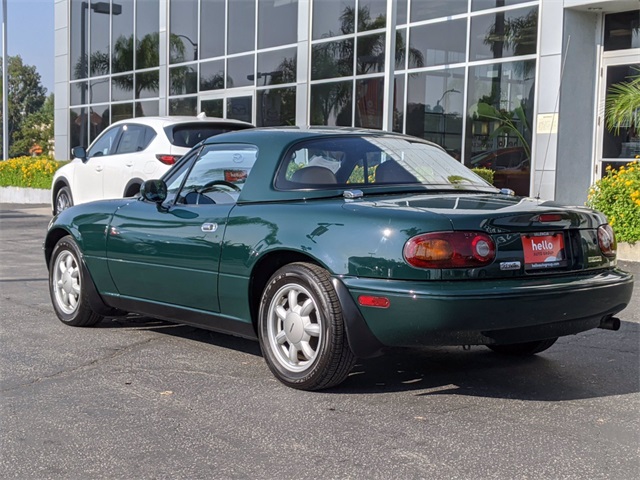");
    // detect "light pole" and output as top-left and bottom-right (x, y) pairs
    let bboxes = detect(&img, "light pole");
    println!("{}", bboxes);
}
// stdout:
(2, 0), (8, 160)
